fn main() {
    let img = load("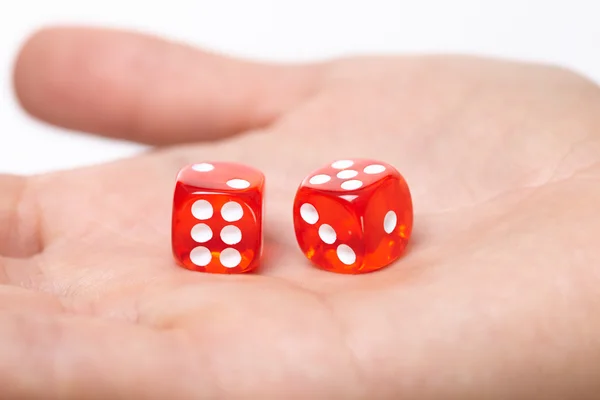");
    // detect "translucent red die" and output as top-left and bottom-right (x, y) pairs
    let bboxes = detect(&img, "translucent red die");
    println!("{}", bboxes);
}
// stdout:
(172, 162), (264, 273)
(293, 159), (413, 274)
